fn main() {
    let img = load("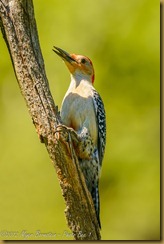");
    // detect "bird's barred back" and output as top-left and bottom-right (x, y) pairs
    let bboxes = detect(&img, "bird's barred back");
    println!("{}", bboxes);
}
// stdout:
(92, 89), (106, 166)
